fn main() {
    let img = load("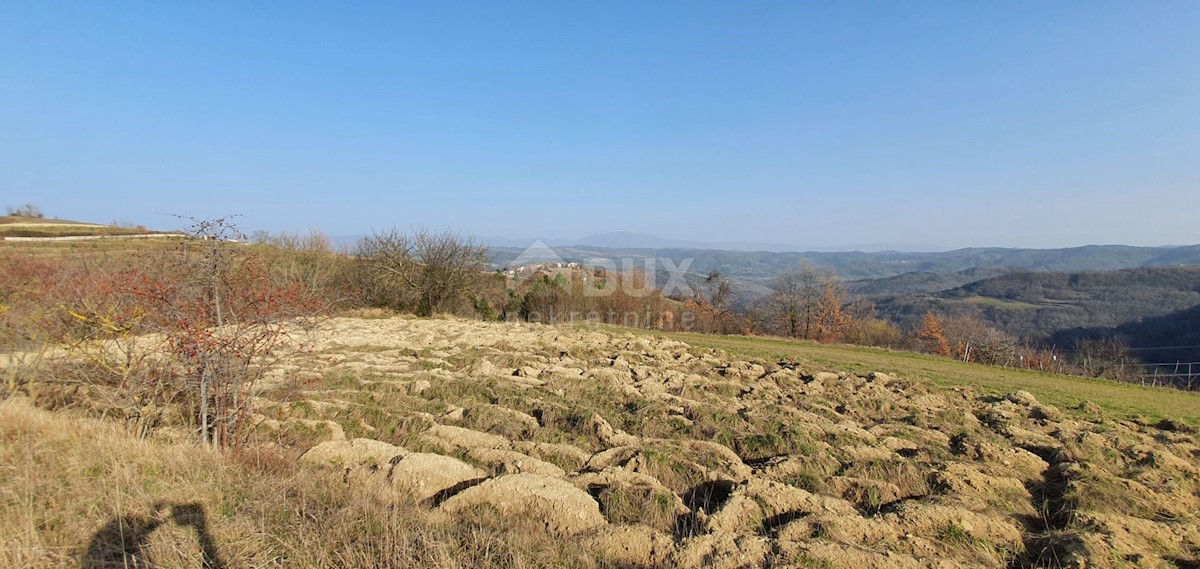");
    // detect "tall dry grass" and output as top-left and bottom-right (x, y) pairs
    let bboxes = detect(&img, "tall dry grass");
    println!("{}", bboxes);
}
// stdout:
(0, 397), (609, 568)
